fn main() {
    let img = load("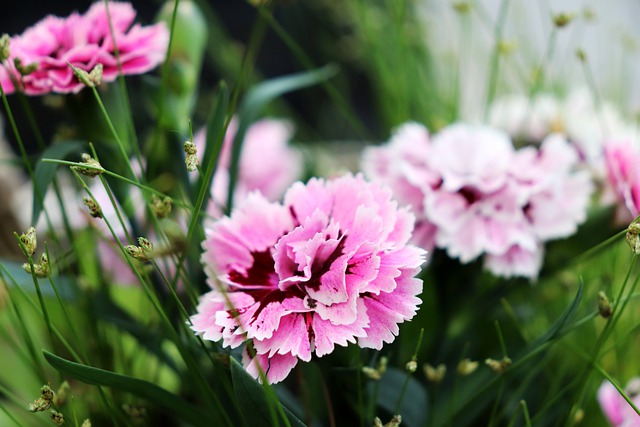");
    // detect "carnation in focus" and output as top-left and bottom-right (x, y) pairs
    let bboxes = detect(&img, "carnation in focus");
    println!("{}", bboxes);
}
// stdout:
(191, 173), (426, 383)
